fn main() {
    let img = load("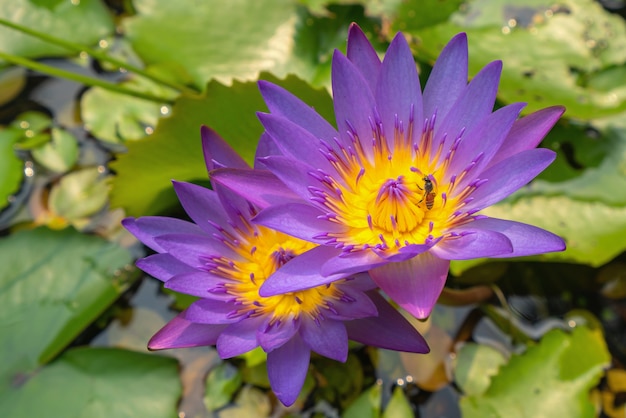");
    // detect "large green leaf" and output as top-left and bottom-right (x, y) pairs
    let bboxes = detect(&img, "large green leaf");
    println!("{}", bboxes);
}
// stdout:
(0, 0), (114, 60)
(409, 0), (626, 120)
(0, 127), (23, 211)
(80, 76), (175, 143)
(109, 75), (333, 217)
(122, 0), (298, 88)
(1, 347), (181, 418)
(461, 326), (610, 418)
(122, 0), (374, 89)
(0, 227), (134, 391)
